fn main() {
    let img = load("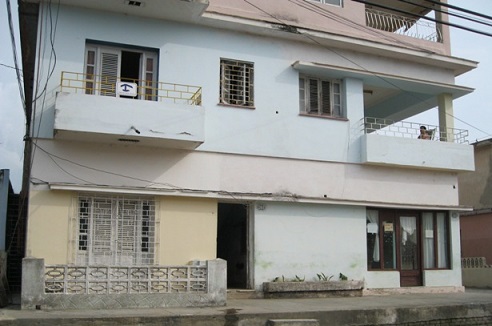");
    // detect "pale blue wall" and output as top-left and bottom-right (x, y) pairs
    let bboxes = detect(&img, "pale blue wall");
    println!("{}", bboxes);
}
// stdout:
(34, 4), (368, 163)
